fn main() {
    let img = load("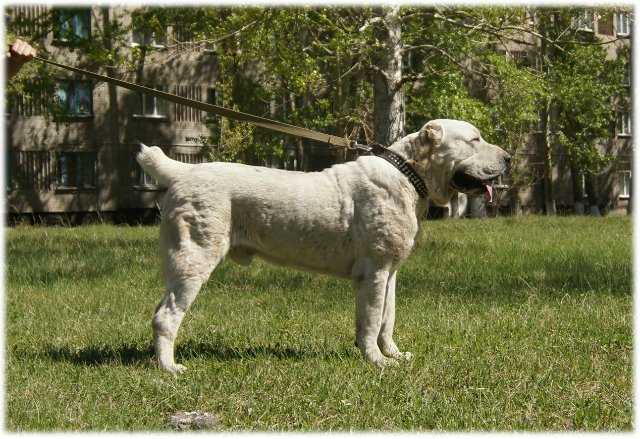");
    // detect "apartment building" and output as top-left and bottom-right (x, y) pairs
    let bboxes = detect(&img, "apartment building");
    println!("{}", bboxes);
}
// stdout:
(485, 8), (633, 217)
(6, 6), (230, 221)
(578, 9), (632, 215)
